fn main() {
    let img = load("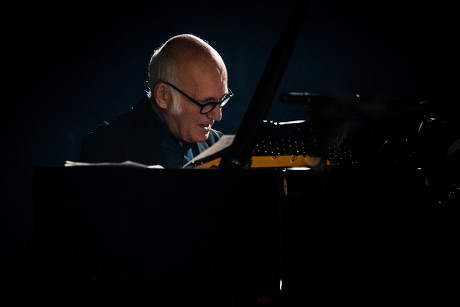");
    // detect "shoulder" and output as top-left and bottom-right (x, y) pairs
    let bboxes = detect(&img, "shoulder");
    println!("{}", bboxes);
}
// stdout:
(83, 98), (154, 141)
(79, 119), (127, 163)
(79, 98), (157, 162)
(82, 110), (132, 145)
